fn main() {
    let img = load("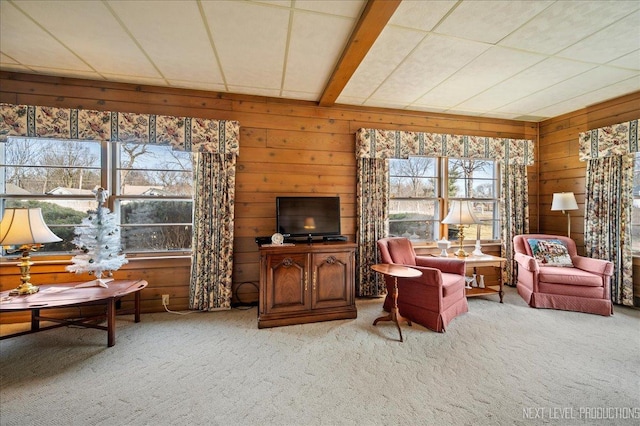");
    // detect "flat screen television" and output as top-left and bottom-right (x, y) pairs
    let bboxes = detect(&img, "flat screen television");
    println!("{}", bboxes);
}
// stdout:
(276, 196), (341, 238)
